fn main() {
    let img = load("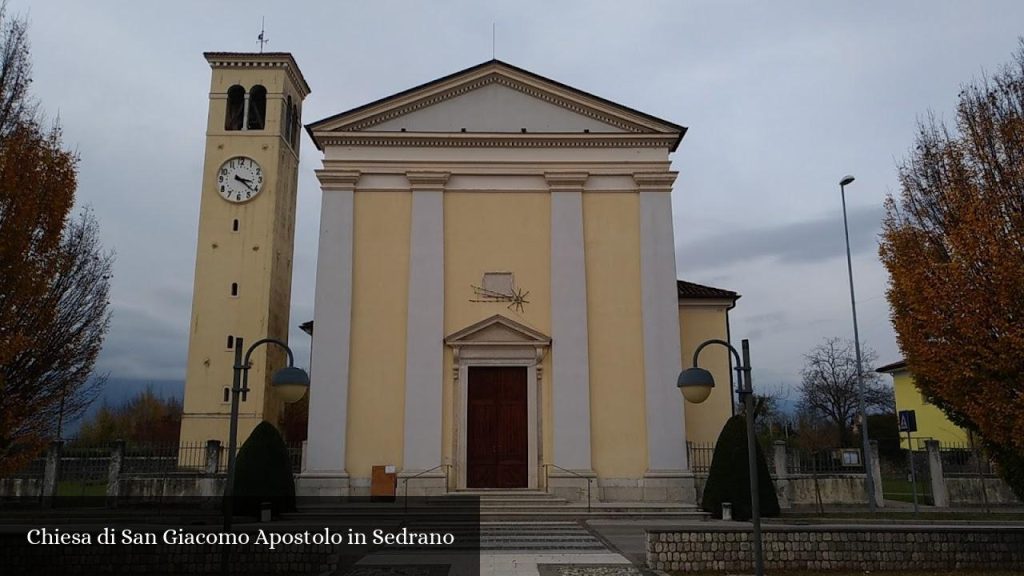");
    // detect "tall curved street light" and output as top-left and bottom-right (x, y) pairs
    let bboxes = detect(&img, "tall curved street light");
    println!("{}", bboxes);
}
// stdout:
(223, 337), (310, 531)
(840, 175), (877, 511)
(678, 338), (763, 576)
